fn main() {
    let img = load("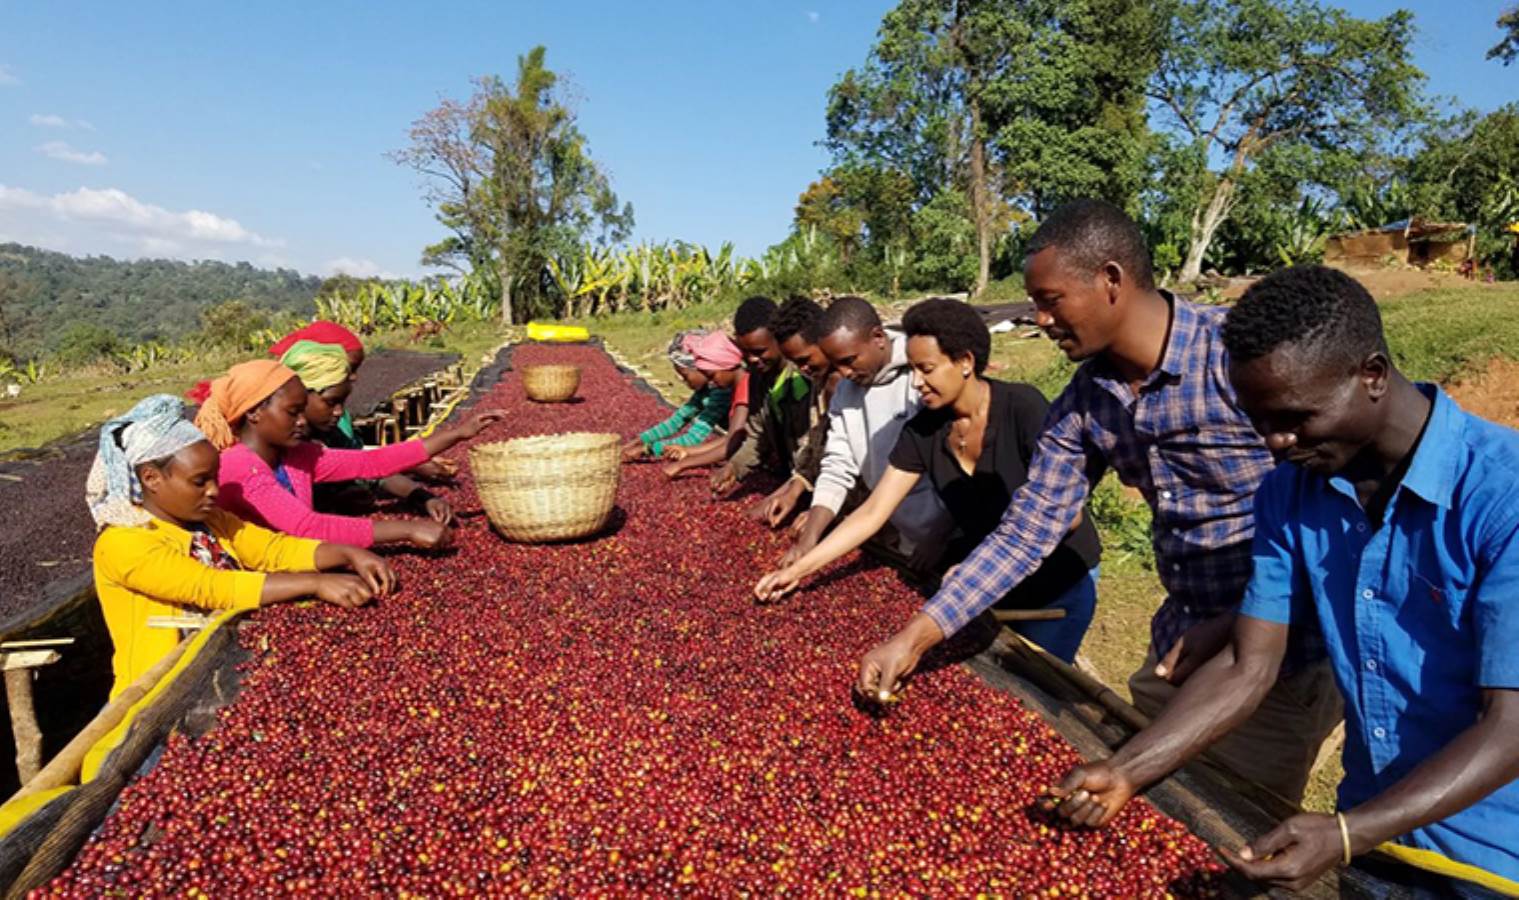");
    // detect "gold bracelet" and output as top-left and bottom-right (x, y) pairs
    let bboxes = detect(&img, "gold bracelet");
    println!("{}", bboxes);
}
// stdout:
(1336, 811), (1353, 866)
